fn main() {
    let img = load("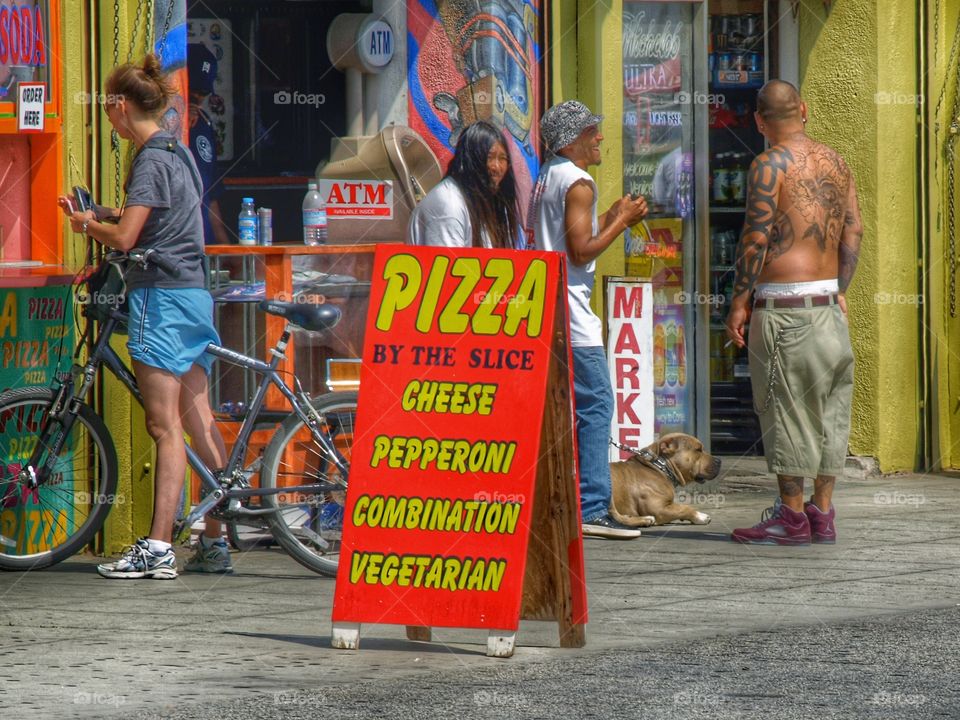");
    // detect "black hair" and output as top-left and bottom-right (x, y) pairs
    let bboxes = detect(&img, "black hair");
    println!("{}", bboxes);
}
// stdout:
(446, 121), (520, 249)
